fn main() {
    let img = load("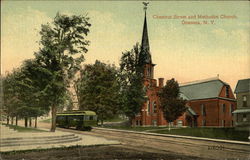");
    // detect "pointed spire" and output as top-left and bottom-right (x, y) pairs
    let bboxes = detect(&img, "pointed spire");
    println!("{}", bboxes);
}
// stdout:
(141, 11), (150, 52)
(139, 2), (152, 65)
